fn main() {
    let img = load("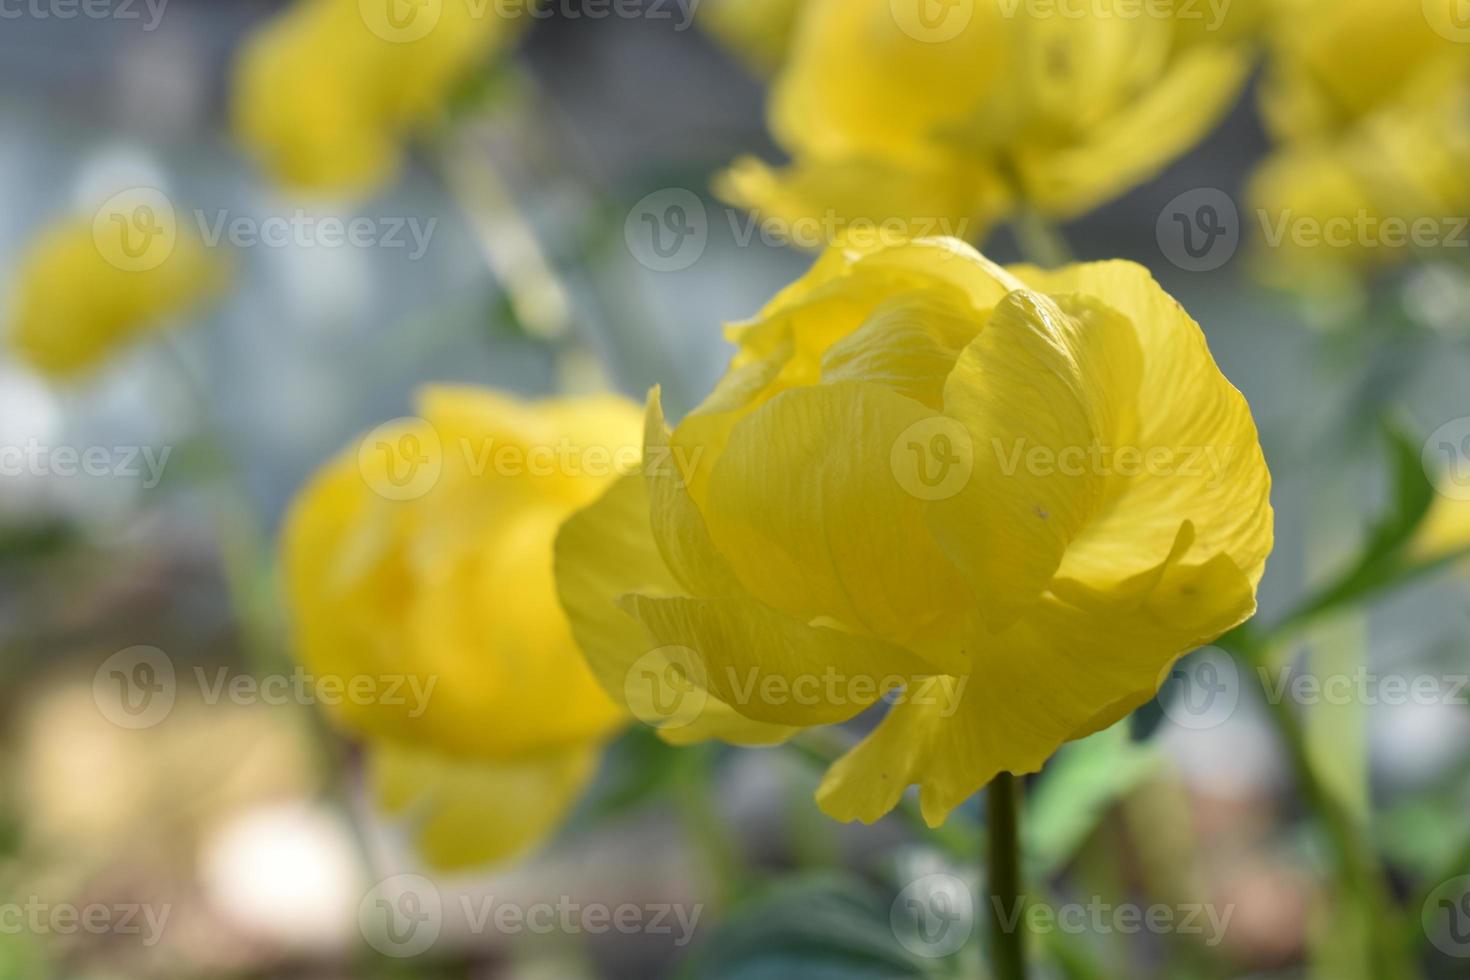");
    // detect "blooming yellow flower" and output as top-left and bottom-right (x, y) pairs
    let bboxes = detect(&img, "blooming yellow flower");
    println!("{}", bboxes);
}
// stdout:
(1247, 0), (1470, 284)
(283, 387), (639, 867)
(234, 0), (536, 195)
(717, 0), (1254, 246)
(8, 198), (225, 379)
(700, 0), (806, 75)
(557, 238), (1273, 825)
